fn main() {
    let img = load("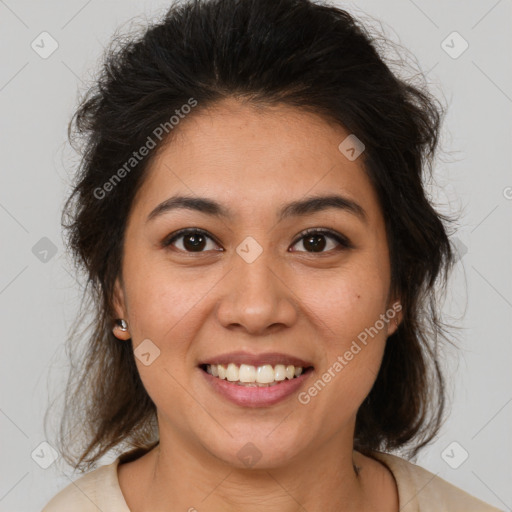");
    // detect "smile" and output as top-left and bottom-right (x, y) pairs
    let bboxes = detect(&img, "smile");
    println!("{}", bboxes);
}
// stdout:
(202, 363), (308, 386)
(199, 359), (314, 407)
